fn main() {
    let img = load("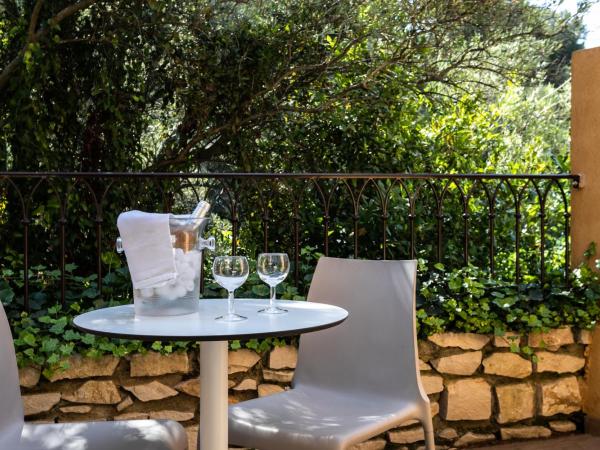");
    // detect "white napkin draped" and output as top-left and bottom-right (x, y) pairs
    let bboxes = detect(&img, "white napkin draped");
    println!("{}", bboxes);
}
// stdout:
(117, 210), (177, 289)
